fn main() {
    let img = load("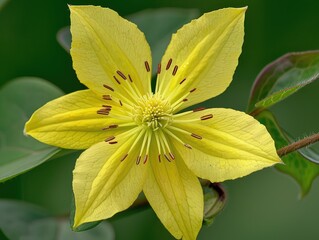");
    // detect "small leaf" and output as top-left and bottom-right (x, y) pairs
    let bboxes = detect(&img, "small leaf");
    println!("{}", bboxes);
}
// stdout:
(0, 77), (63, 182)
(257, 111), (319, 196)
(0, 200), (115, 240)
(248, 50), (319, 113)
(202, 182), (226, 226)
